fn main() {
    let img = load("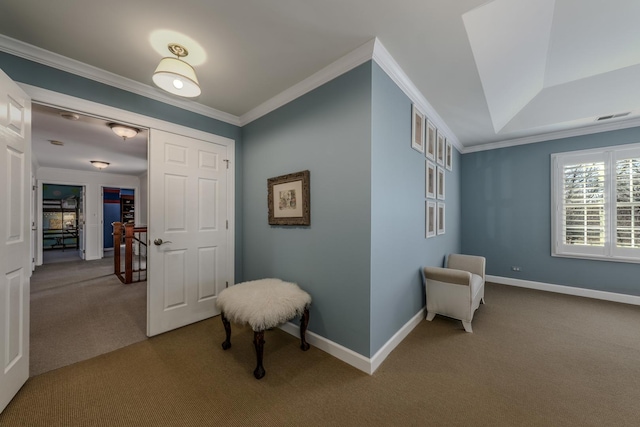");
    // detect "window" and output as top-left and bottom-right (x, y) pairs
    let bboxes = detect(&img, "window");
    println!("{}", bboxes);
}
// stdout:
(552, 143), (640, 263)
